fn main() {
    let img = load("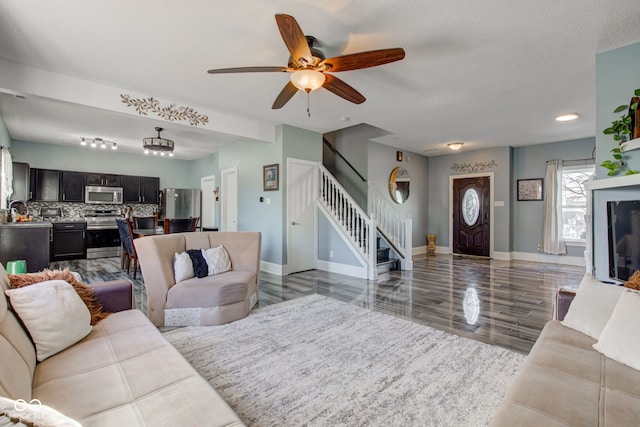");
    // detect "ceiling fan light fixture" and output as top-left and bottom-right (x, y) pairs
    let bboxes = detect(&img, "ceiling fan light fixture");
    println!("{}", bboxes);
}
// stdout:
(448, 142), (464, 150)
(290, 70), (326, 92)
(143, 127), (174, 154)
